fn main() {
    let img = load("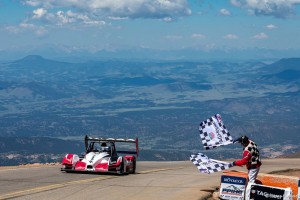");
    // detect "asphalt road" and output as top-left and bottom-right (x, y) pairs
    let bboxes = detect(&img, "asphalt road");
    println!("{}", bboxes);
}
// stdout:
(0, 159), (299, 200)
